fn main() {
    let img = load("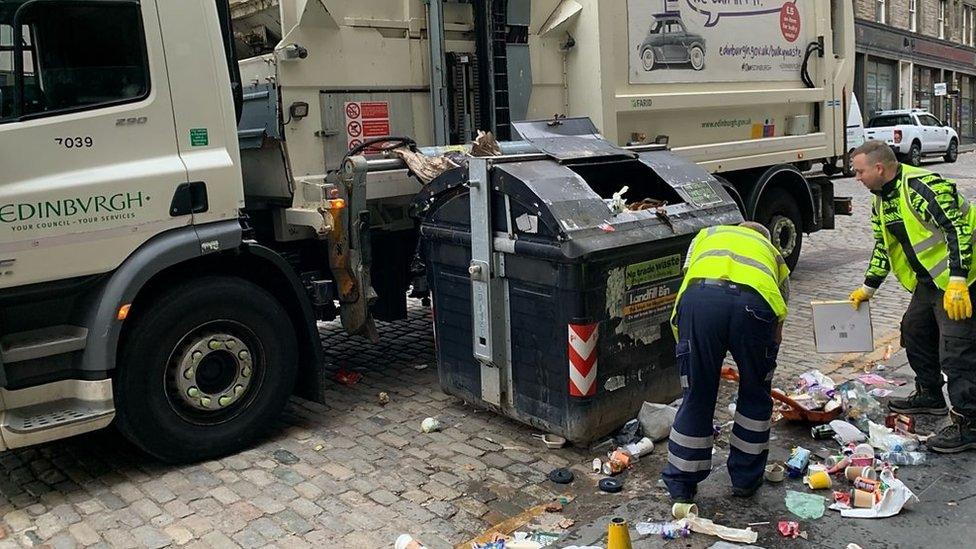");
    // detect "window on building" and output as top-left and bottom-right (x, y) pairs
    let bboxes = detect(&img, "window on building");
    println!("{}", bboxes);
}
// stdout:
(875, 0), (886, 24)
(940, 0), (947, 39)
(965, 5), (973, 46)
(910, 0), (918, 32)
(0, 2), (149, 124)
